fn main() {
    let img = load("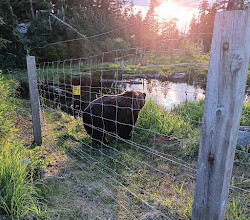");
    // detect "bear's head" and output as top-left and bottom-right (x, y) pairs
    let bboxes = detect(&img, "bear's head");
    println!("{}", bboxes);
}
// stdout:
(135, 91), (146, 109)
(123, 90), (146, 109)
